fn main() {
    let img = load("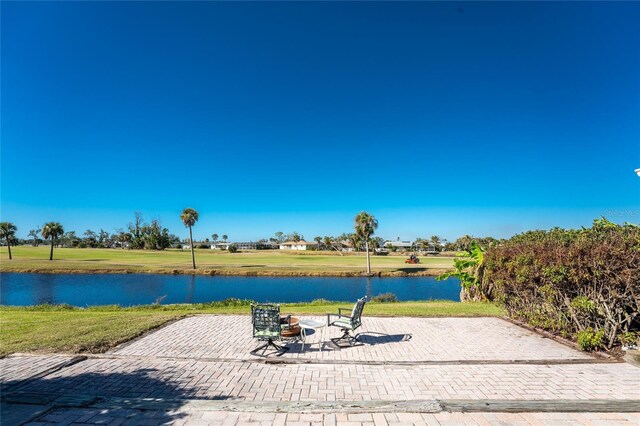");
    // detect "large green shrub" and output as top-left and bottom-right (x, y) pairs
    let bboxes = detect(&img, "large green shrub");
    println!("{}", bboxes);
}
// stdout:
(484, 219), (639, 350)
